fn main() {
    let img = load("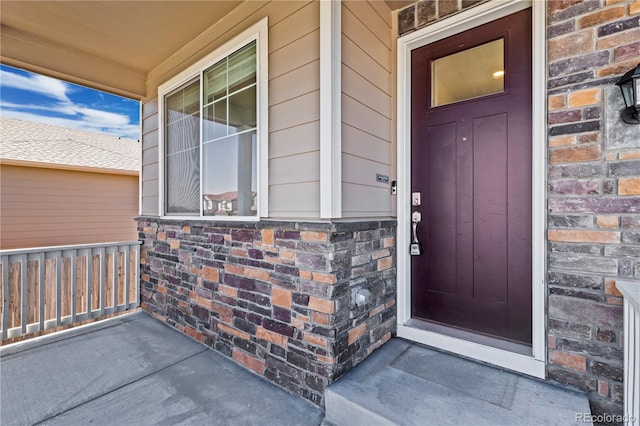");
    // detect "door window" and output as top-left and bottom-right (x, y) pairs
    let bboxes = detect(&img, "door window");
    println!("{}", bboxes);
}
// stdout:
(431, 38), (504, 107)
